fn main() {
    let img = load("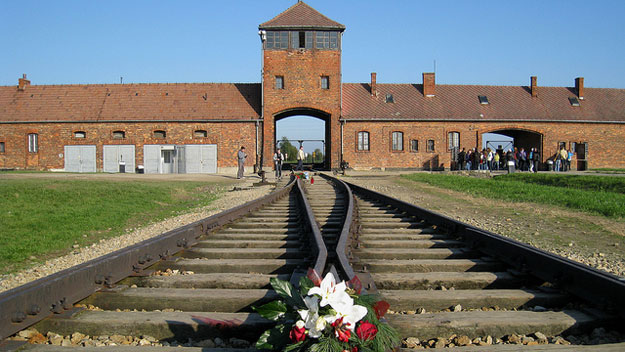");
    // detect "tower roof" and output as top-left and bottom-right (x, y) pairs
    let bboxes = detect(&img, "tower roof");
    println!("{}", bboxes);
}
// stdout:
(259, 1), (345, 31)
